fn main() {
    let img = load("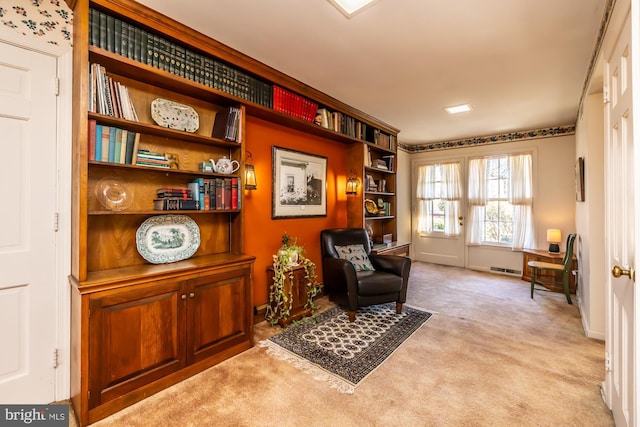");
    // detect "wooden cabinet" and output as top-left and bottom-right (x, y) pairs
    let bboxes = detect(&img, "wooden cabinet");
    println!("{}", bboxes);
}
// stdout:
(521, 249), (577, 293)
(266, 265), (313, 327)
(75, 260), (253, 424)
